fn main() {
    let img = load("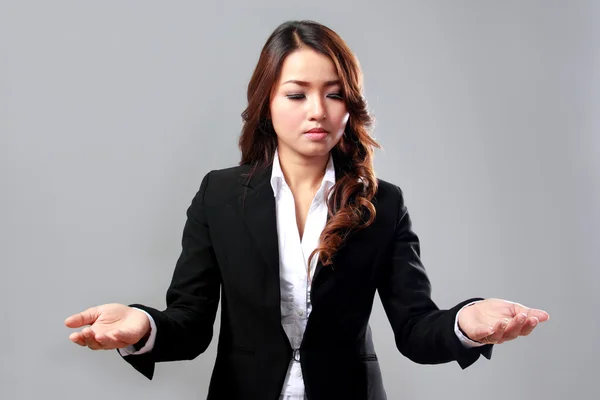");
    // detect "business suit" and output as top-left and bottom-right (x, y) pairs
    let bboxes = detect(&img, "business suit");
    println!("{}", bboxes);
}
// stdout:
(121, 162), (493, 400)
